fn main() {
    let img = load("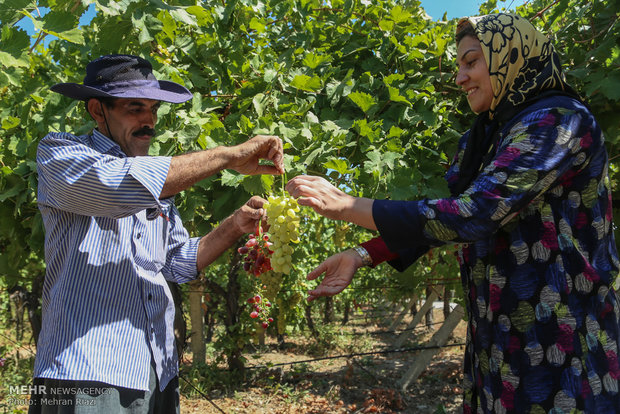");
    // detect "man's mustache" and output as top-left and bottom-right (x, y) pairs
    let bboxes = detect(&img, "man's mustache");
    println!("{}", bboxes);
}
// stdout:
(133, 127), (156, 137)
